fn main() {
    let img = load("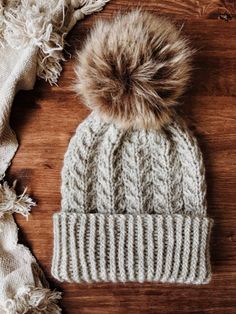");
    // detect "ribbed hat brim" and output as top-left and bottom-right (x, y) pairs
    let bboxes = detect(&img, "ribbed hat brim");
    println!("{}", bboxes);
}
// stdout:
(52, 213), (213, 284)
